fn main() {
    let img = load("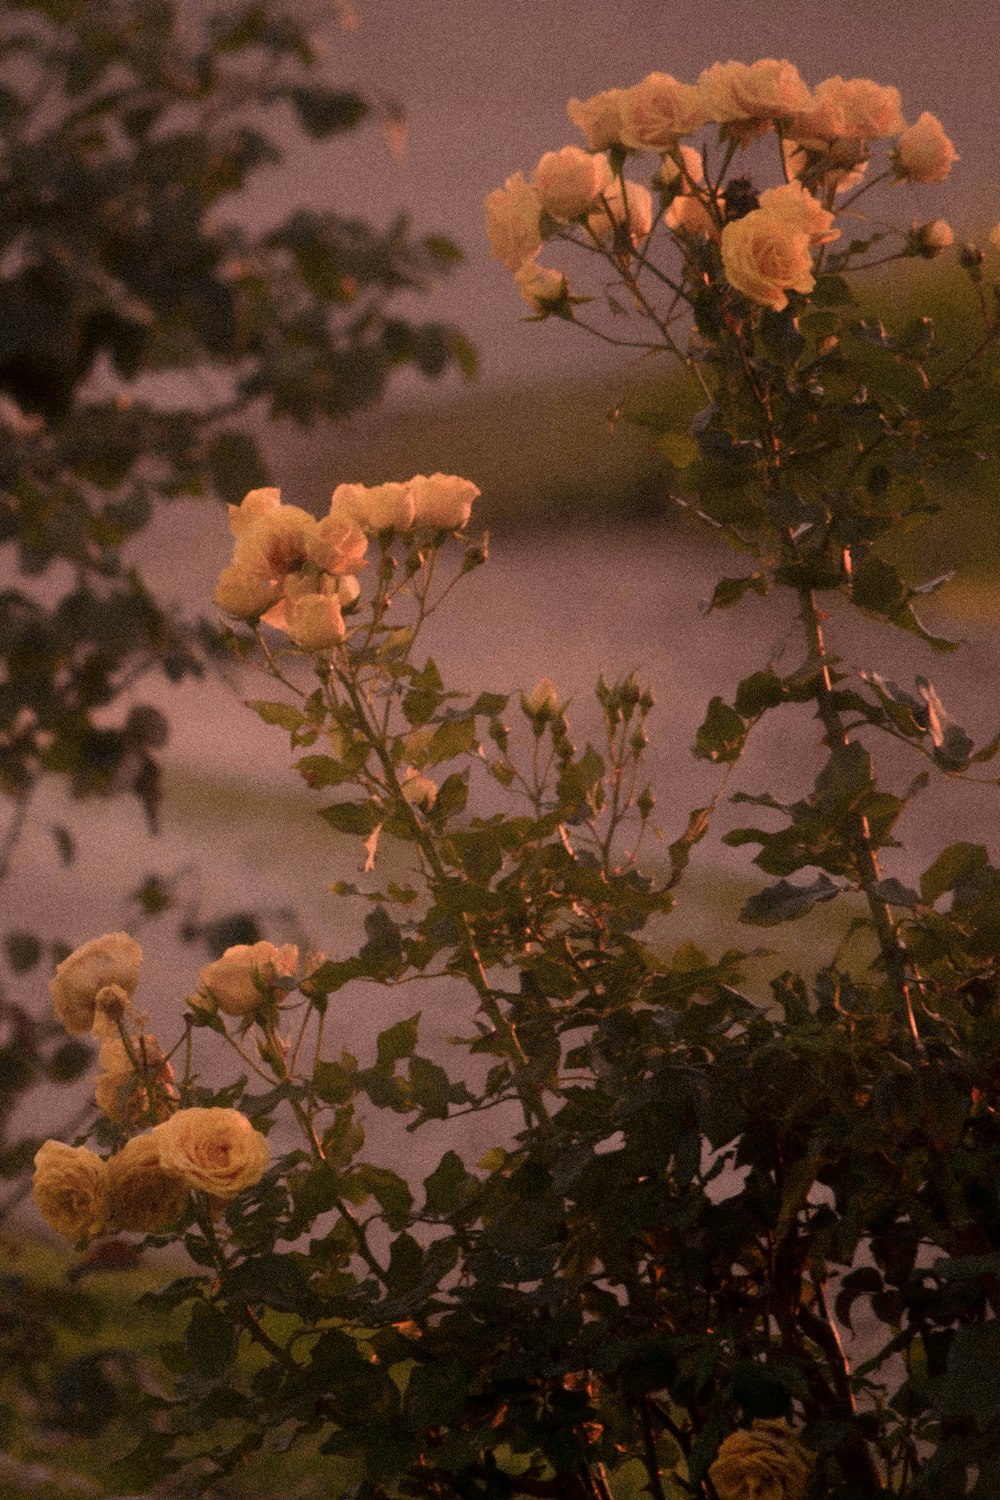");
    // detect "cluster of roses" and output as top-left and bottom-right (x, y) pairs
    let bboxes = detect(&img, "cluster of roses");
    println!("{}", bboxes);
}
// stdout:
(31, 933), (288, 1244)
(214, 473), (479, 649)
(486, 58), (961, 316)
